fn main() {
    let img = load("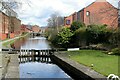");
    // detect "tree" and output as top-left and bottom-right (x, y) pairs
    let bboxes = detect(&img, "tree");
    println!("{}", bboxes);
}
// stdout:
(1, 0), (31, 37)
(47, 12), (64, 32)
(57, 27), (74, 47)
(70, 21), (85, 31)
(86, 24), (112, 44)
(109, 28), (120, 47)
(74, 27), (87, 47)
